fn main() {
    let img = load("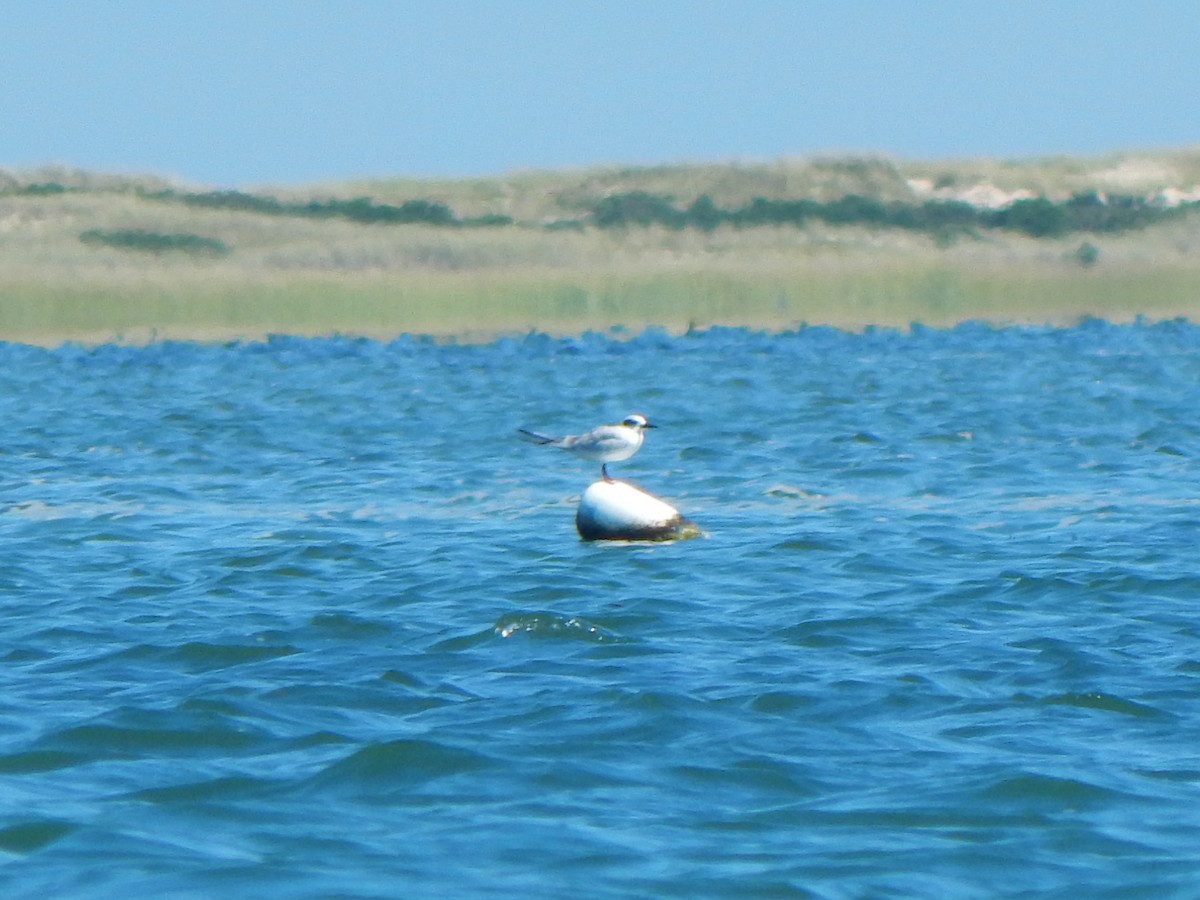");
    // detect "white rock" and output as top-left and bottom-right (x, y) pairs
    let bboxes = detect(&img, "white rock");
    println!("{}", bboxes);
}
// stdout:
(575, 480), (702, 542)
